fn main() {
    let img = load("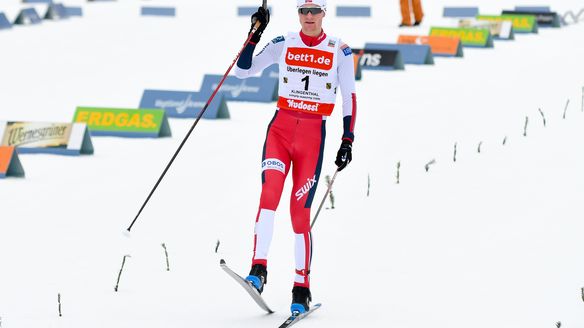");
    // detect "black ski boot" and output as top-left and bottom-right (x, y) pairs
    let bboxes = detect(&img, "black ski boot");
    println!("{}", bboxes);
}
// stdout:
(245, 264), (268, 294)
(290, 286), (312, 314)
